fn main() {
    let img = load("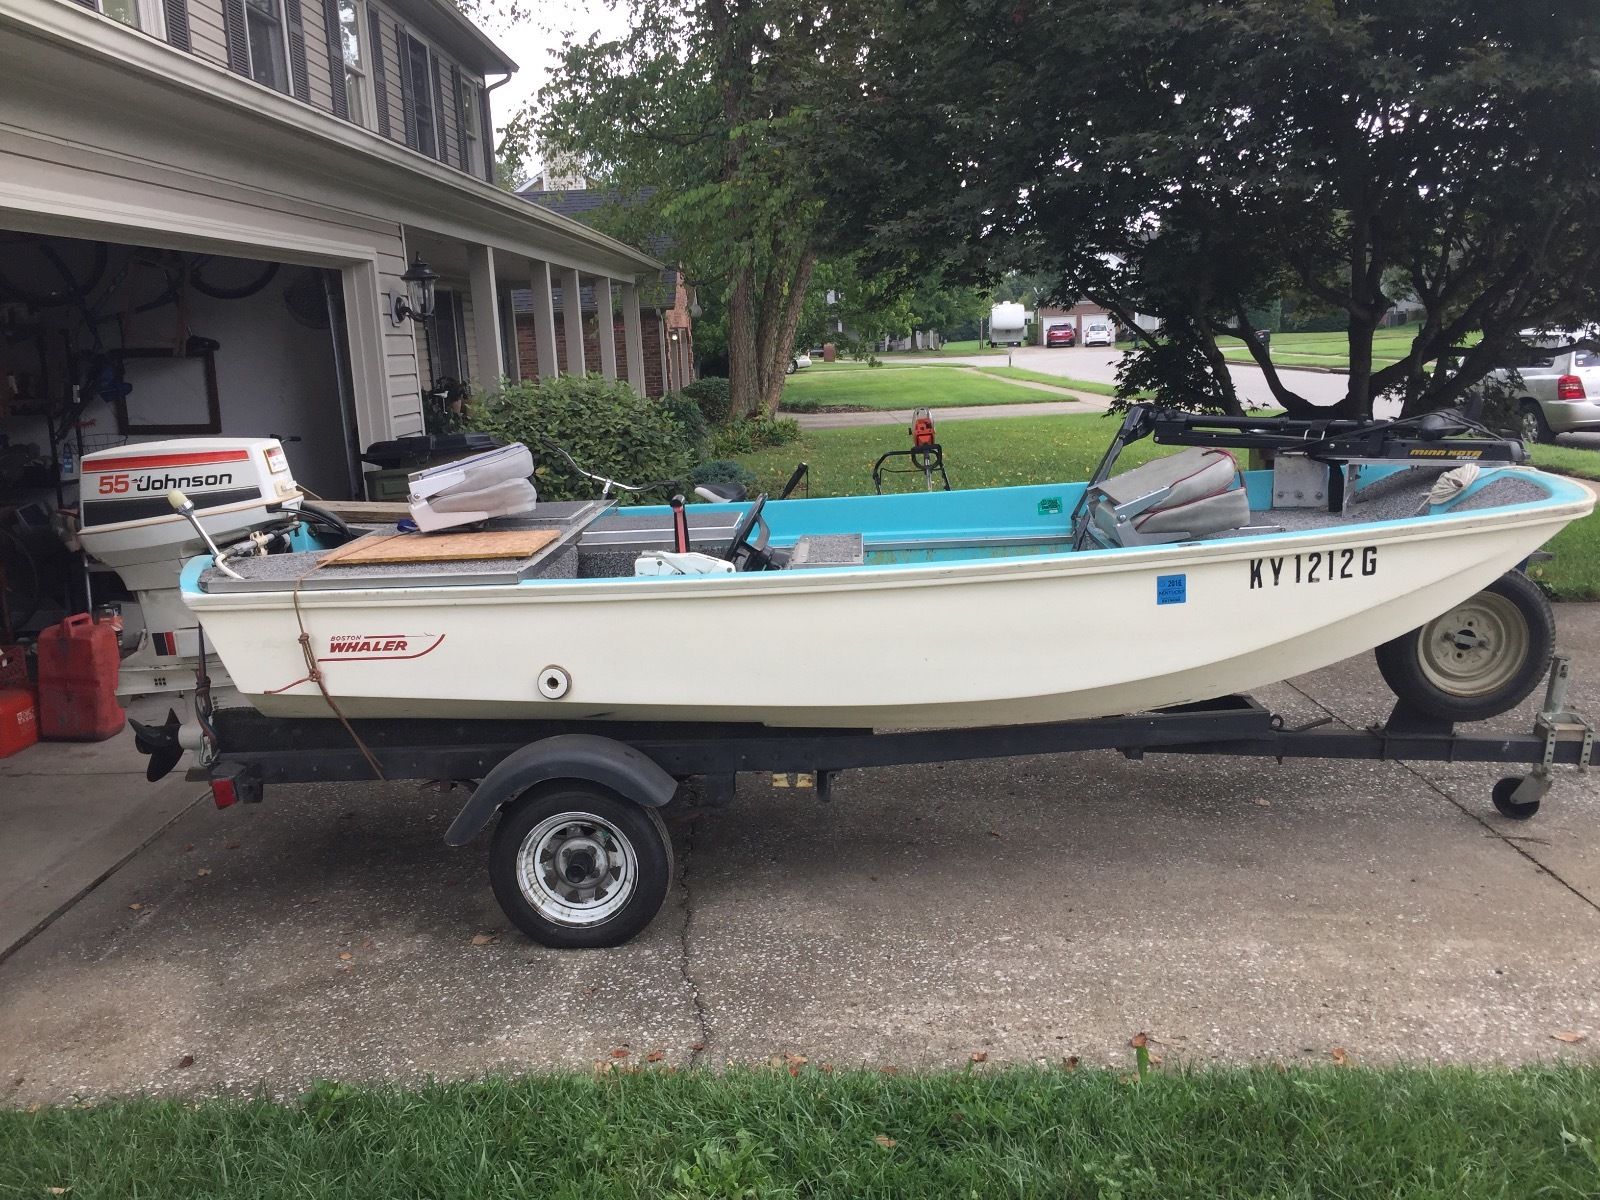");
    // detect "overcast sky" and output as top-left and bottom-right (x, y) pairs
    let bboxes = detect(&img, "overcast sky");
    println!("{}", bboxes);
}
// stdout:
(480, 1), (629, 171)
